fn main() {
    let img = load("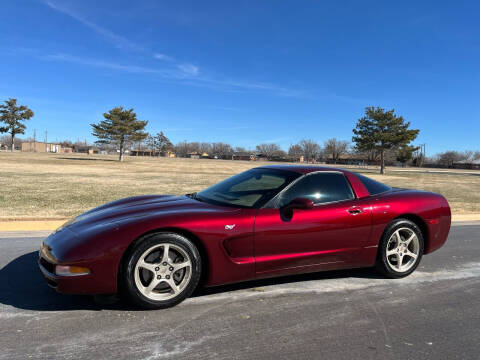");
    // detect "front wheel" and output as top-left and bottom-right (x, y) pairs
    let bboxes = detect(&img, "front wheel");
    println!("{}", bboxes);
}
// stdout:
(121, 232), (202, 309)
(375, 219), (424, 278)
